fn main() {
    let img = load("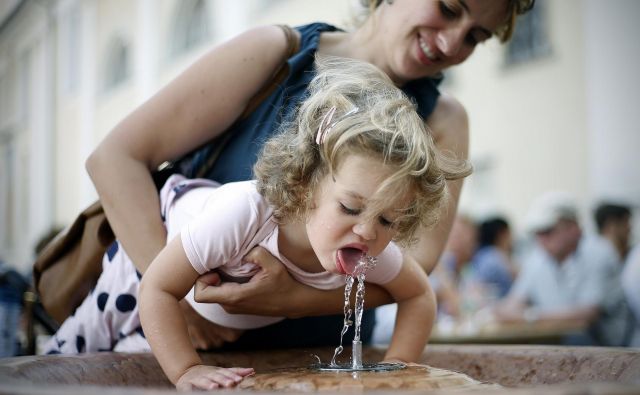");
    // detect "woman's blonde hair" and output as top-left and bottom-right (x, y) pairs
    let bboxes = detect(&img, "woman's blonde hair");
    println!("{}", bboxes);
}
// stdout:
(358, 0), (535, 42)
(254, 57), (471, 246)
